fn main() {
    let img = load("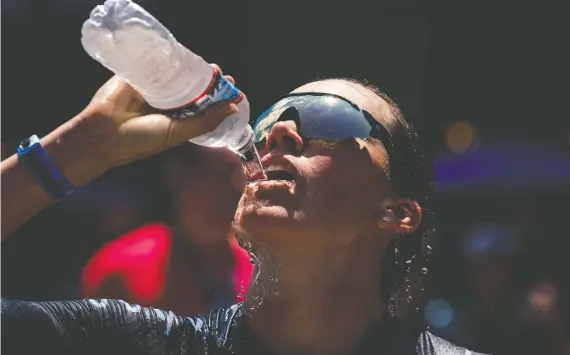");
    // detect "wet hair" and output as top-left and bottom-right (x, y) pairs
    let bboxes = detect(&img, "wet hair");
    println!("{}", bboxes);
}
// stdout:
(342, 79), (436, 316)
